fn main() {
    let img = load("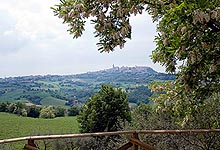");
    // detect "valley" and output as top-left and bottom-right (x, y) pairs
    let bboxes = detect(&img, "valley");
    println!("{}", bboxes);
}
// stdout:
(0, 66), (175, 106)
